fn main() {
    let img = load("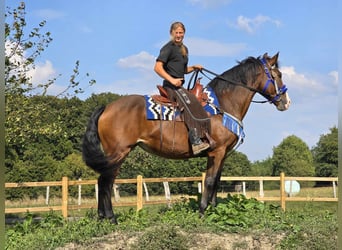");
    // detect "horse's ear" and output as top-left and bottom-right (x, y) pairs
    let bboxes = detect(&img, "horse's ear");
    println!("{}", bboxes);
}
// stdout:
(268, 52), (279, 66)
